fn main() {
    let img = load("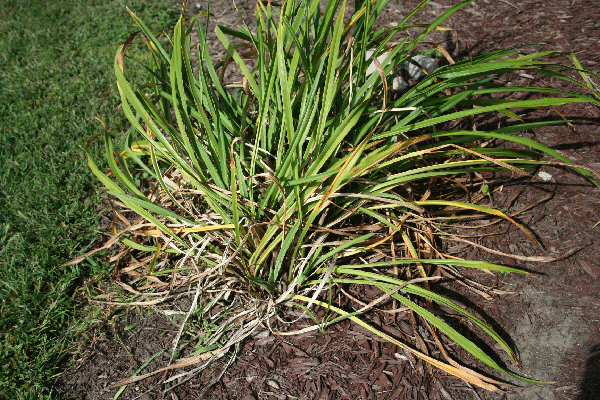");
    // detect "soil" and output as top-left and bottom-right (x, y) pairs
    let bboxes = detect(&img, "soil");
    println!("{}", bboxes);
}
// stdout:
(55, 0), (600, 399)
